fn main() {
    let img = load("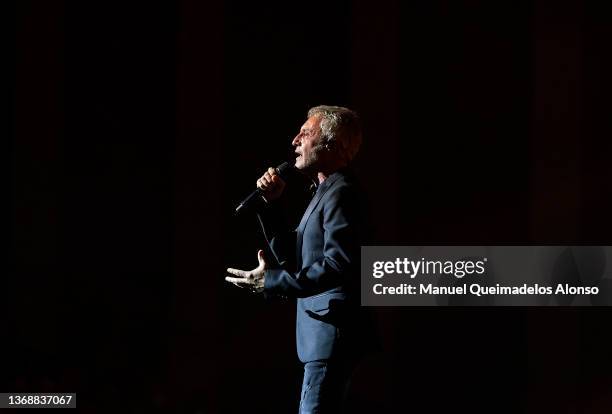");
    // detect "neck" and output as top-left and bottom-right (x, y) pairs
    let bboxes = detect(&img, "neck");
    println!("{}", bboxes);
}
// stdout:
(307, 159), (346, 185)
(314, 163), (345, 185)
(316, 172), (328, 185)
